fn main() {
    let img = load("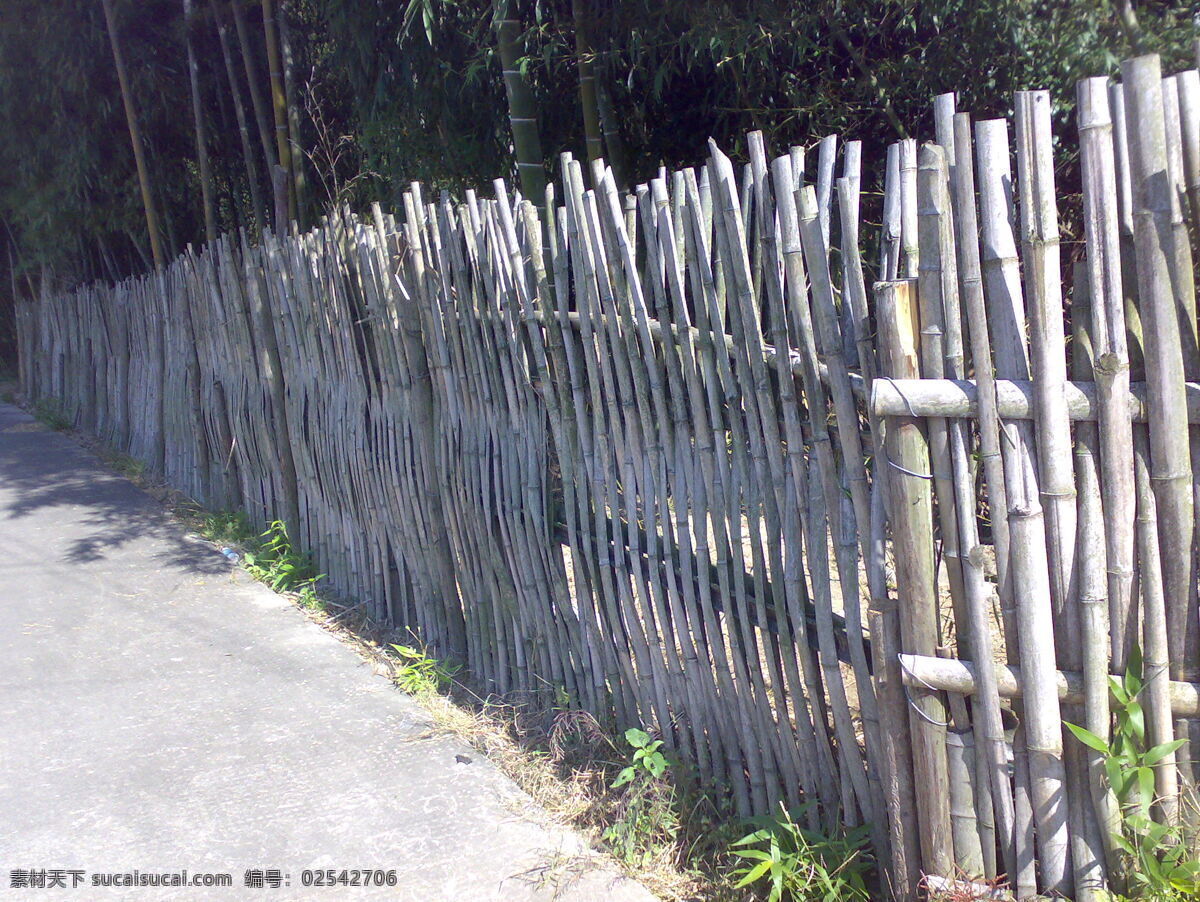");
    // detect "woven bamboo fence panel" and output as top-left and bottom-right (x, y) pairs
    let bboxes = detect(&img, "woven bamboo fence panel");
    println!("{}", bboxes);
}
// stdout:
(17, 51), (1200, 901)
